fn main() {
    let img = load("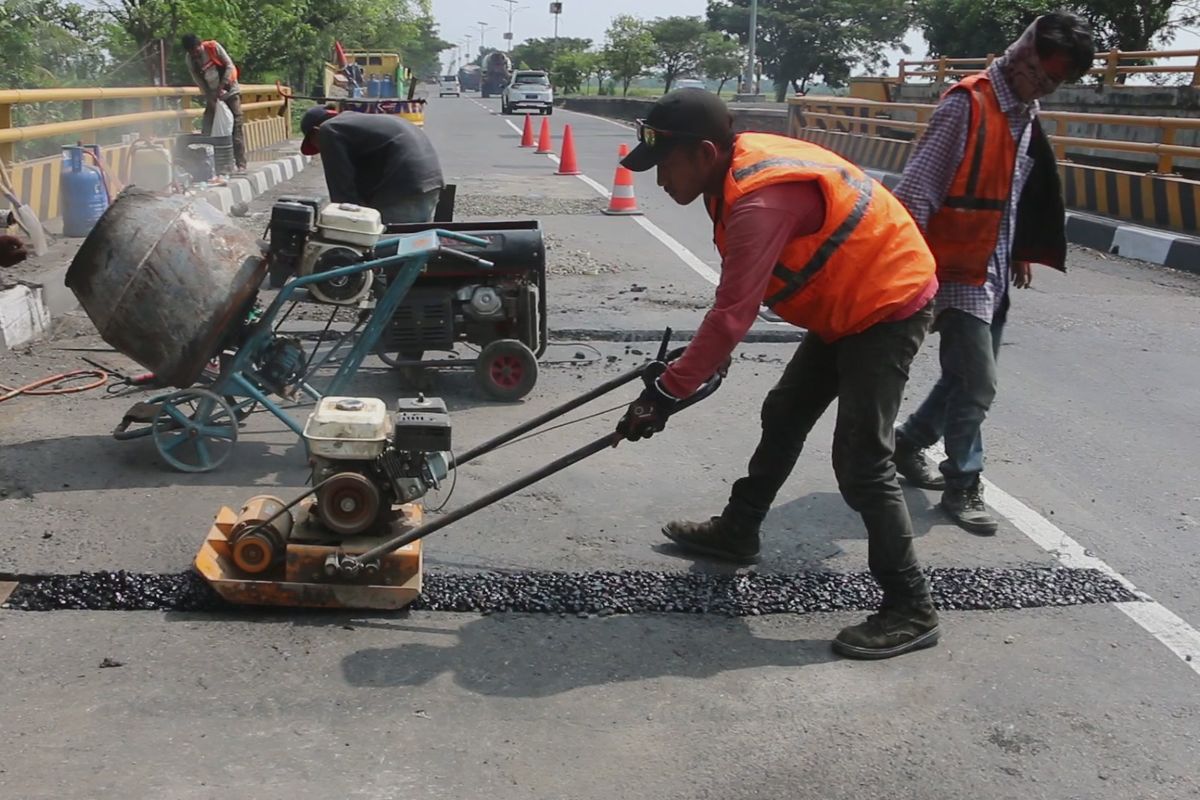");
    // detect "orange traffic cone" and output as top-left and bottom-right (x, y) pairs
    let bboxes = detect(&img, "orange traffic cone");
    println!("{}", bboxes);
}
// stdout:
(535, 117), (553, 154)
(519, 114), (535, 148)
(602, 143), (642, 216)
(556, 124), (581, 175)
